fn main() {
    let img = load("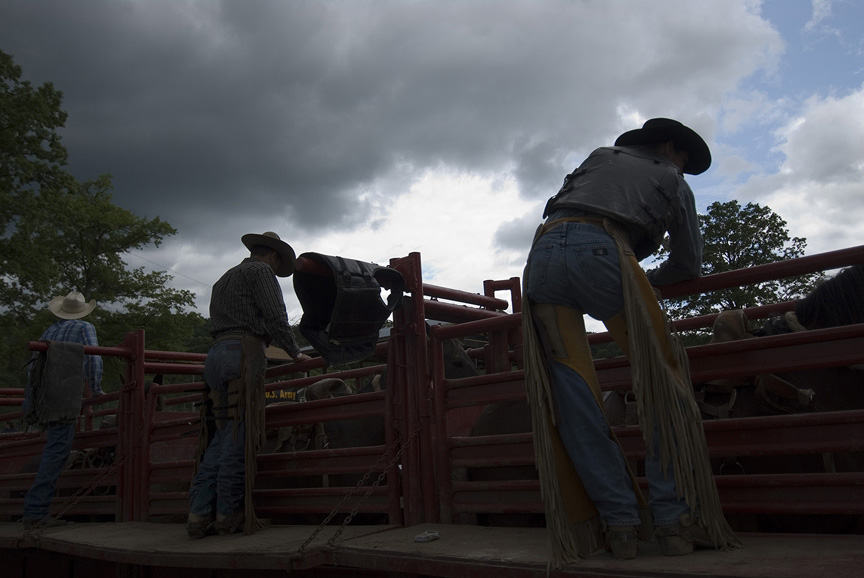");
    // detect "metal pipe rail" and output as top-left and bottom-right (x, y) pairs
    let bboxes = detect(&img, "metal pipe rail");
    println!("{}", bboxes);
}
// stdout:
(446, 409), (864, 517)
(2, 246), (862, 535)
(658, 244), (864, 299)
(428, 247), (864, 526)
(423, 283), (510, 311)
